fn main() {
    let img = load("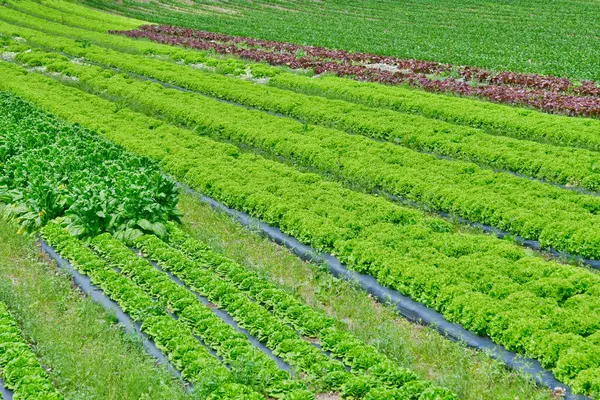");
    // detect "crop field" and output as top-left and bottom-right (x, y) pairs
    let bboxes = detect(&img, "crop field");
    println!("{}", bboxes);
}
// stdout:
(0, 1), (599, 399)
(84, 0), (600, 81)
